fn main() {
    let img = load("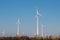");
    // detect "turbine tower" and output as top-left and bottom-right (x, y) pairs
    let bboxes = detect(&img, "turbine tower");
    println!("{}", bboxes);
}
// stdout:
(36, 9), (41, 36)
(16, 18), (20, 36)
